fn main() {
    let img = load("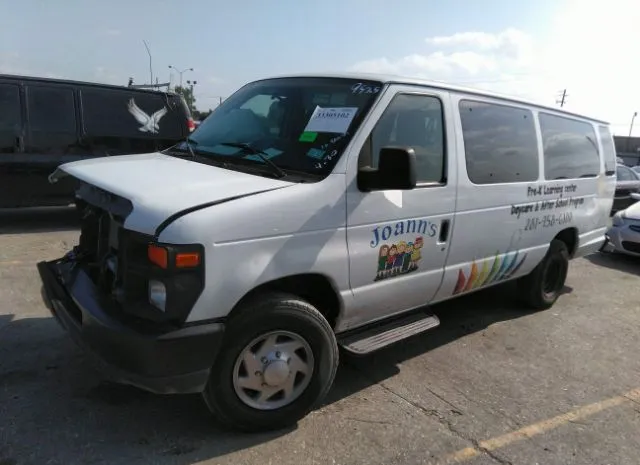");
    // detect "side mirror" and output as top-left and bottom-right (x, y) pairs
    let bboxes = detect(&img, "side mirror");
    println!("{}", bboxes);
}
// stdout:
(631, 192), (640, 201)
(358, 146), (417, 192)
